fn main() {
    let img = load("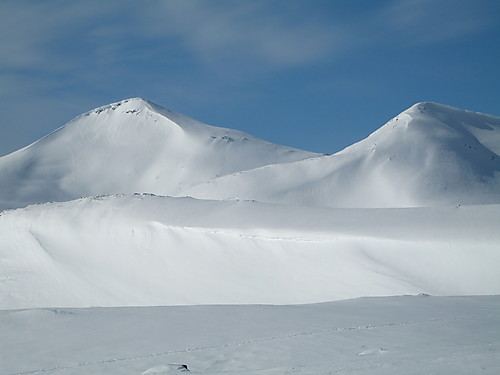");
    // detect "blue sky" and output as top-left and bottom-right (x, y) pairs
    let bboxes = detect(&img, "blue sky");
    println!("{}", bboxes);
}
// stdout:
(1, 0), (499, 156)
